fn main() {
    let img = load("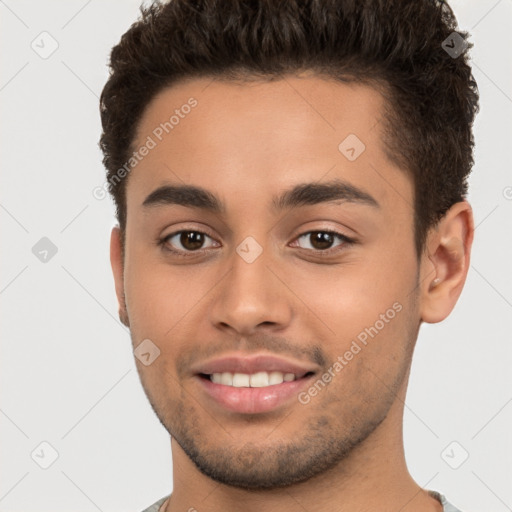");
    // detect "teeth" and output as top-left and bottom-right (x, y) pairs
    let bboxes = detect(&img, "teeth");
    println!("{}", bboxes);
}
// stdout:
(269, 371), (284, 385)
(220, 372), (233, 385)
(250, 371), (269, 387)
(209, 371), (298, 387)
(211, 373), (222, 384)
(232, 373), (250, 387)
